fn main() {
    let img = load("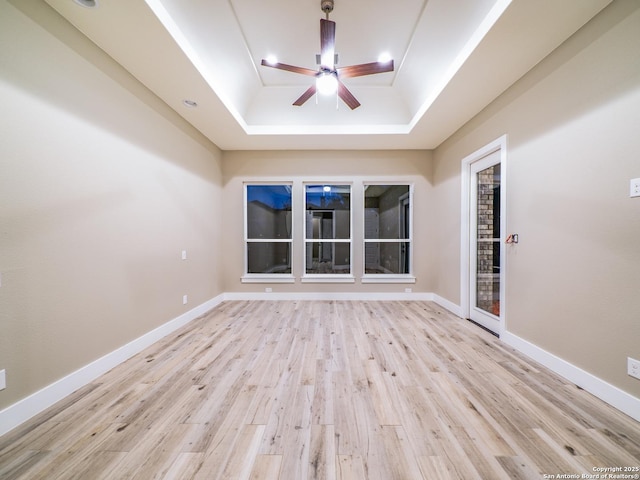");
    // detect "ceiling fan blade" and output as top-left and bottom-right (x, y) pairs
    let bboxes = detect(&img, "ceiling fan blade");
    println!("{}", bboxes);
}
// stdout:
(337, 81), (360, 110)
(320, 18), (336, 68)
(293, 85), (317, 106)
(338, 60), (394, 79)
(261, 59), (318, 77)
